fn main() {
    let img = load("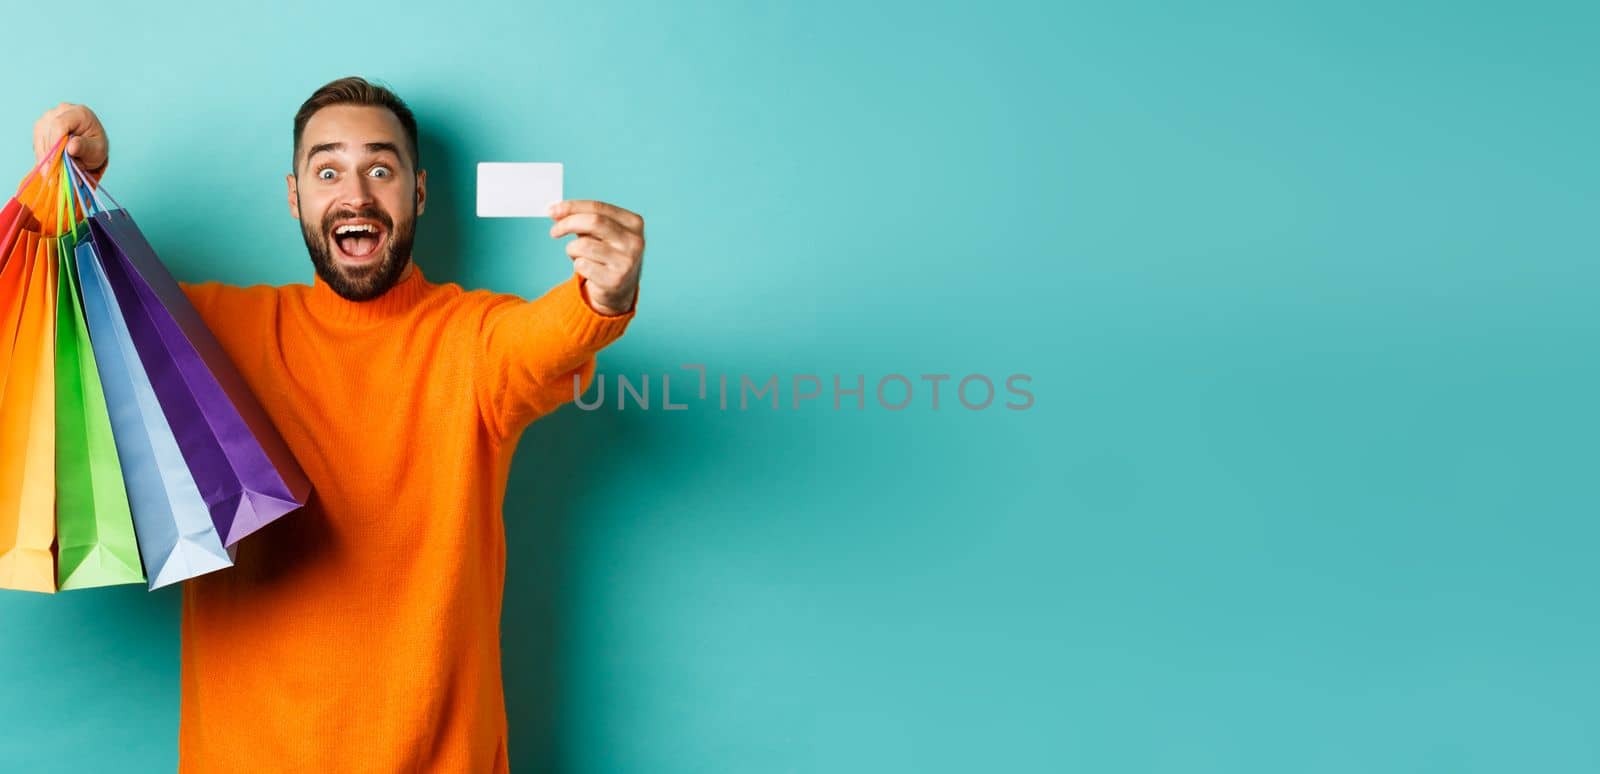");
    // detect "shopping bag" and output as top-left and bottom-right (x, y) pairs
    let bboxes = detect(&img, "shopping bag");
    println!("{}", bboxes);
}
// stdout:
(54, 176), (145, 589)
(69, 162), (233, 588)
(0, 143), (73, 593)
(0, 140), (49, 265)
(1, 139), (311, 594)
(0, 198), (28, 380)
(0, 149), (61, 392)
(0, 200), (21, 265)
(0, 228), (58, 593)
(86, 193), (310, 547)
